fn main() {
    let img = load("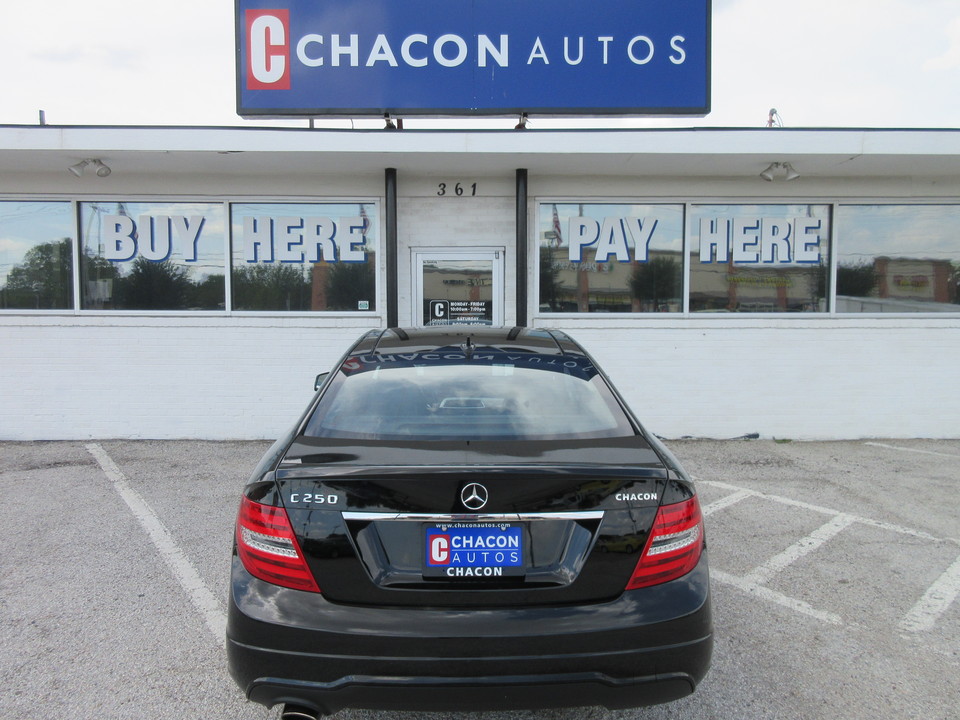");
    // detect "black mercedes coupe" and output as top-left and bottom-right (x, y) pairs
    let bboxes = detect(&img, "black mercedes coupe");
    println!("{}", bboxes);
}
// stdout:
(226, 326), (712, 718)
